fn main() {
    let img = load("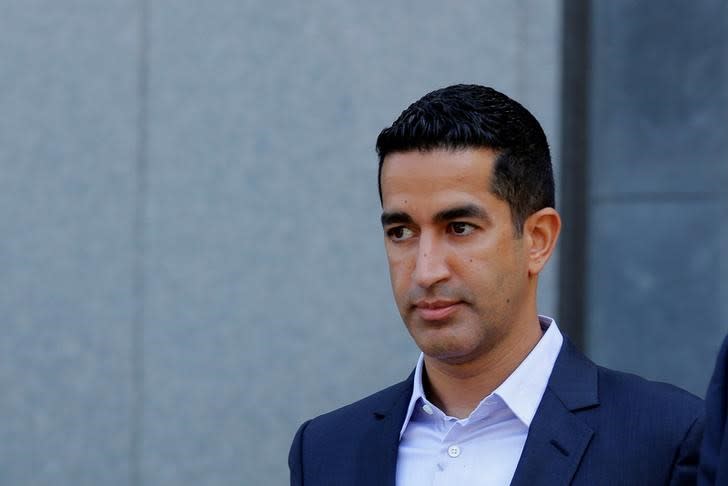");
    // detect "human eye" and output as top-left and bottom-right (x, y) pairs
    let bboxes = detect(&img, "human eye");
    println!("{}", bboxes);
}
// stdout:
(386, 226), (415, 242)
(448, 222), (476, 236)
